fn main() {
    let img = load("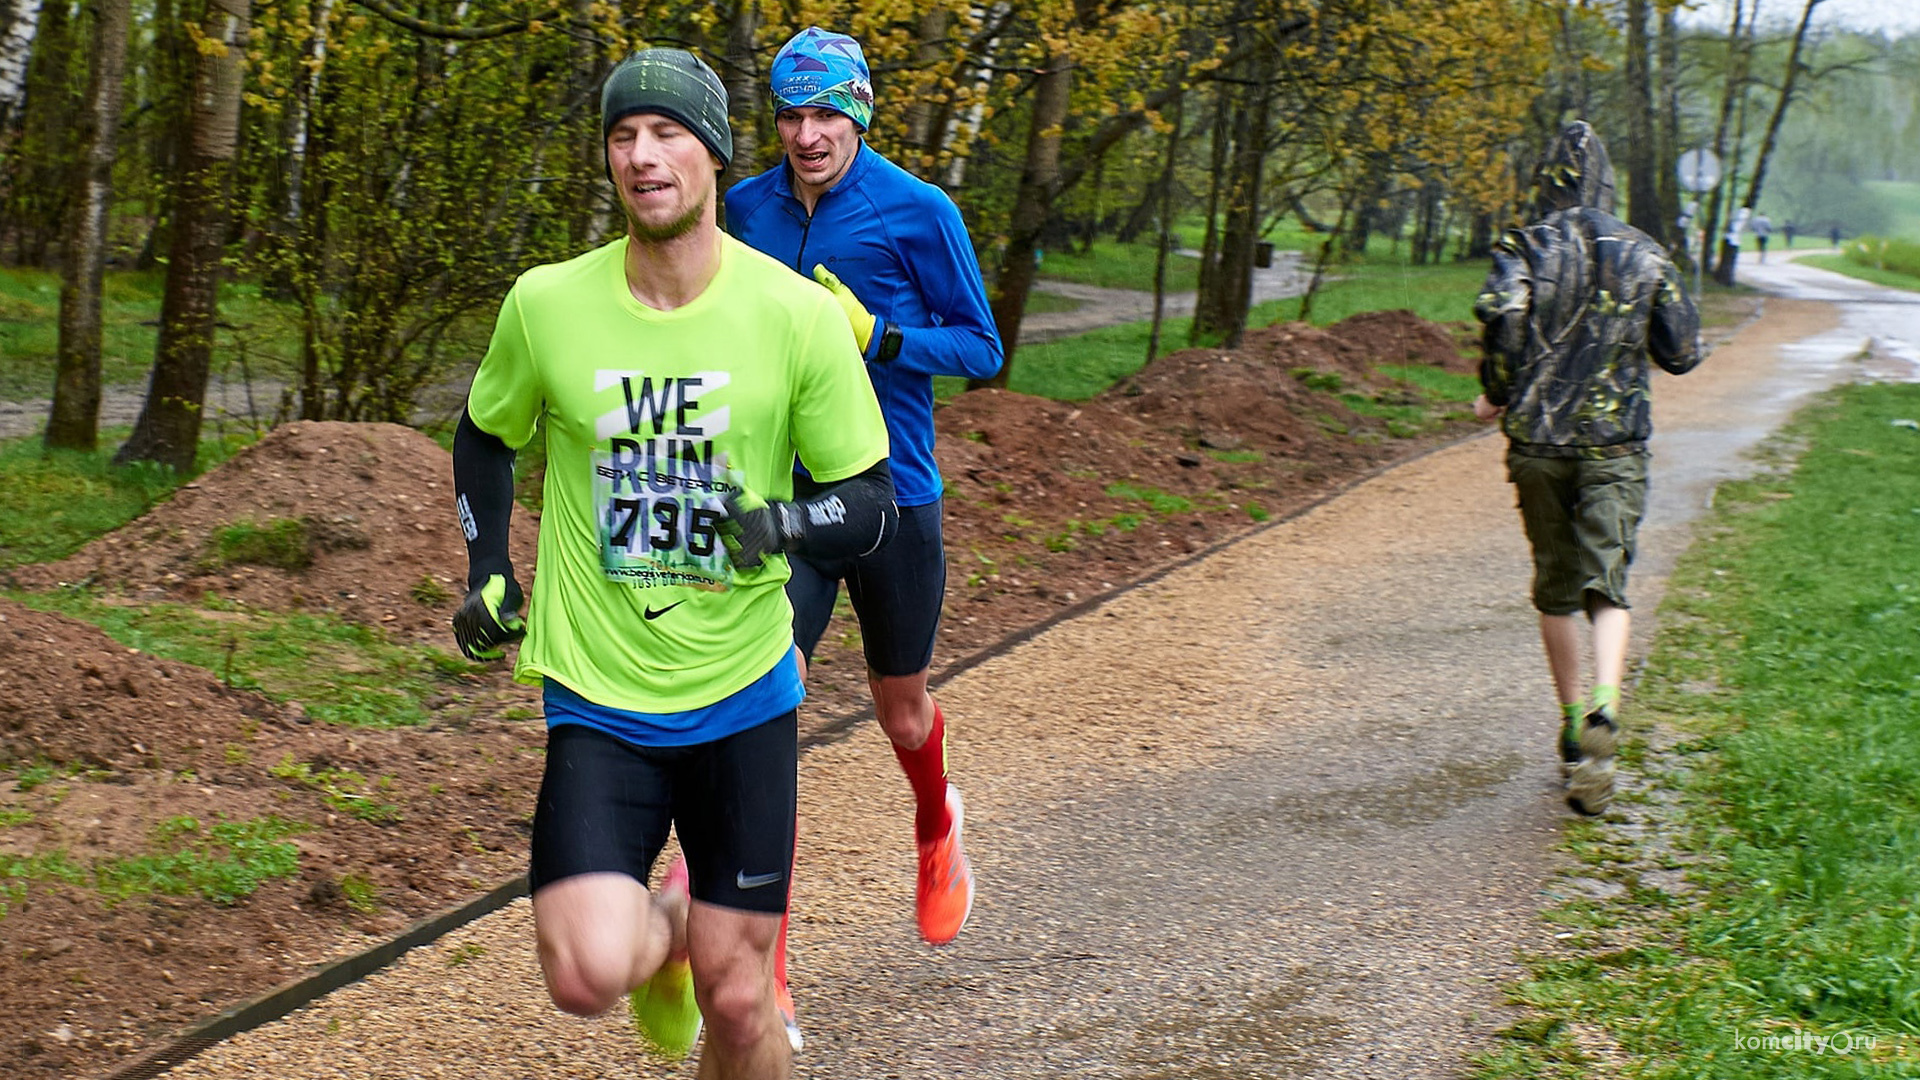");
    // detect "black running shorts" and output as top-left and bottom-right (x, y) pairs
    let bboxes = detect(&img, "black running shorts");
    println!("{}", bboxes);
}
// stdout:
(528, 715), (797, 914)
(787, 496), (946, 677)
